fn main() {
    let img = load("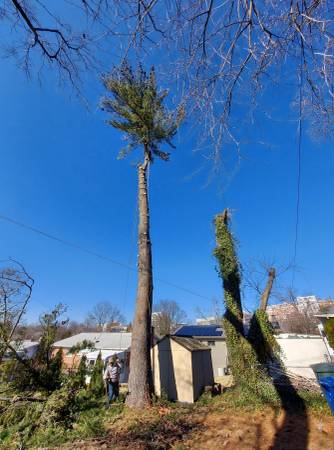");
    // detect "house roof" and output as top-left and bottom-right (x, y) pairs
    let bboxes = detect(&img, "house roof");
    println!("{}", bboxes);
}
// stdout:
(174, 324), (224, 338)
(171, 336), (210, 352)
(12, 340), (39, 349)
(84, 349), (127, 361)
(53, 332), (132, 350)
(315, 306), (334, 318)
